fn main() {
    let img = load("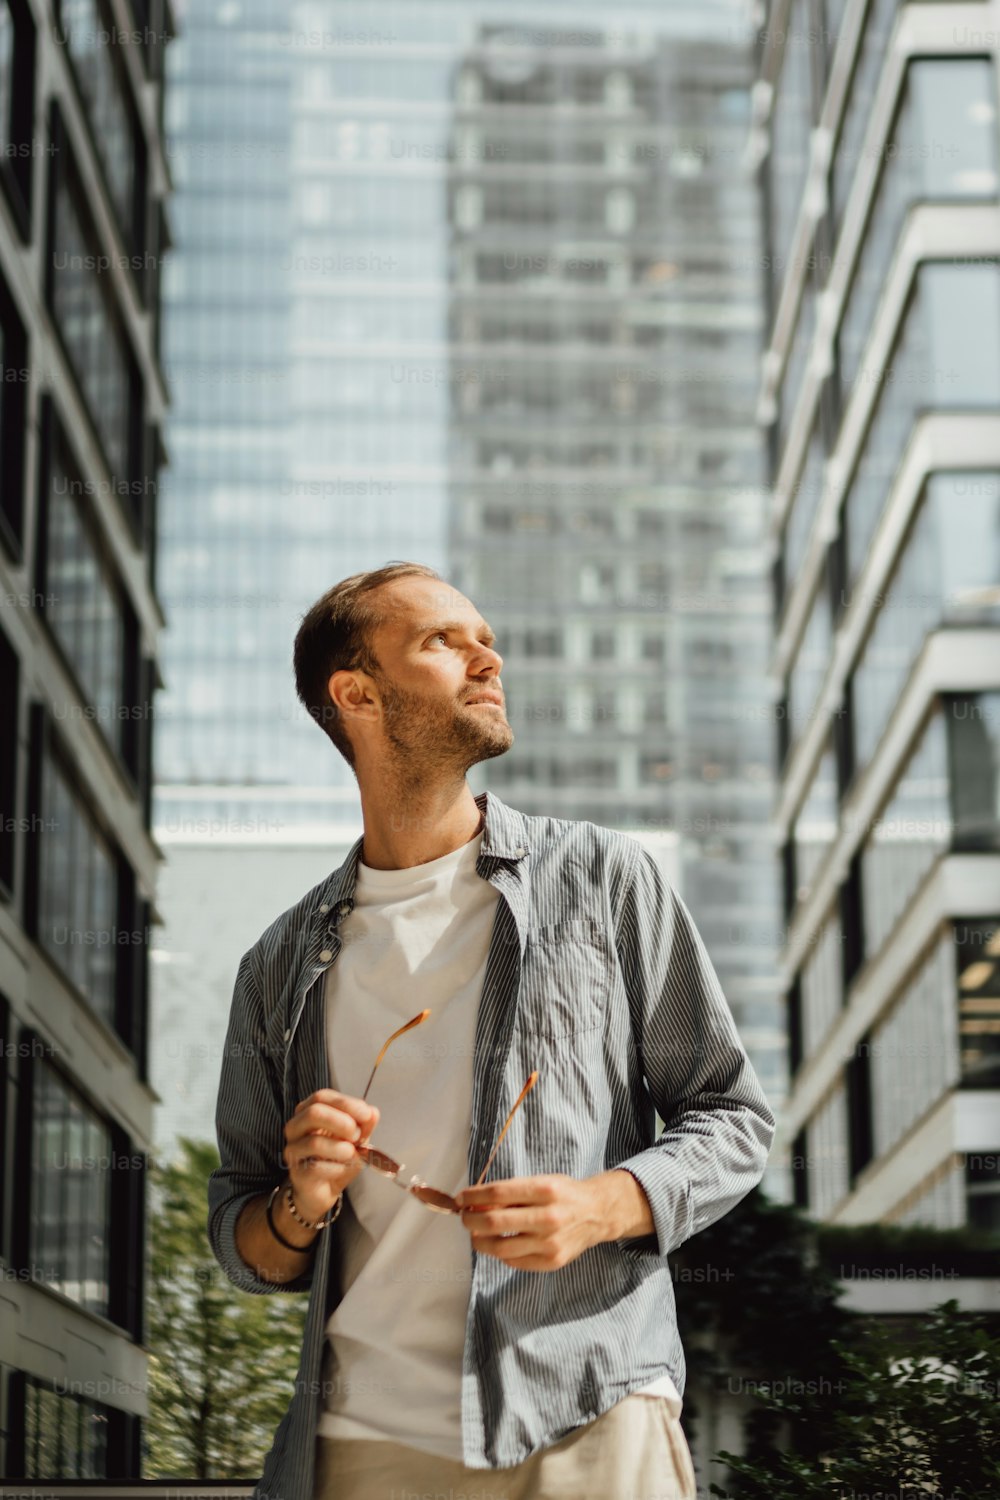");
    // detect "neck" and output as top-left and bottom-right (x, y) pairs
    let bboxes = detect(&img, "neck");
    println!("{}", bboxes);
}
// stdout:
(355, 775), (484, 870)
